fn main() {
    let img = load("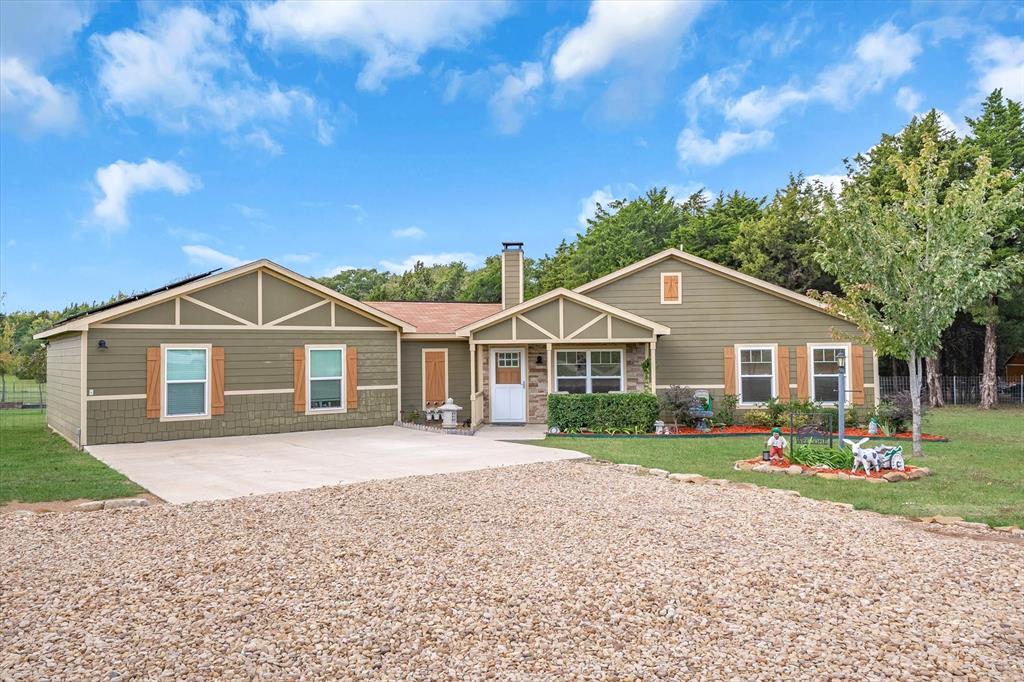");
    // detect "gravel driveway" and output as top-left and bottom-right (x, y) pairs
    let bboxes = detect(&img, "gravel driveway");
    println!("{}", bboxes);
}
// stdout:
(3, 462), (1022, 680)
